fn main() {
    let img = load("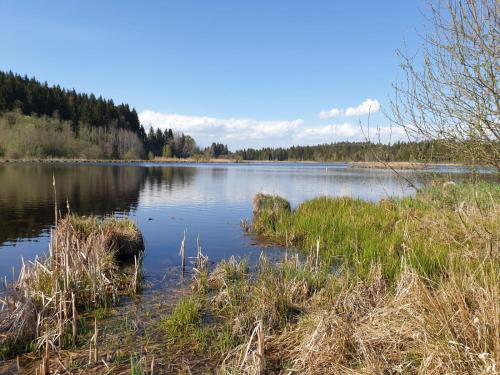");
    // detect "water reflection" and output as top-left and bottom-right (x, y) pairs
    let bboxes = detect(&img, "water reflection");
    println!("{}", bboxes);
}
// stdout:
(144, 166), (196, 190)
(0, 164), (145, 243)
